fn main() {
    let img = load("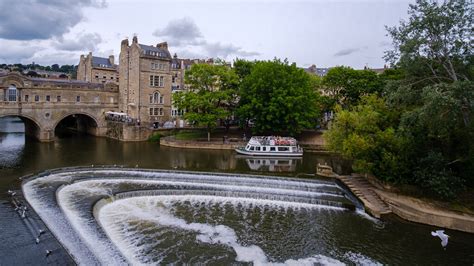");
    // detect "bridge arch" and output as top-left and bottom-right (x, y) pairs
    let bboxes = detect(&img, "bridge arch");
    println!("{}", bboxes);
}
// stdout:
(54, 112), (101, 138)
(0, 114), (43, 140)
